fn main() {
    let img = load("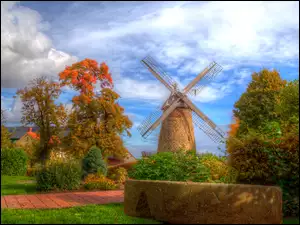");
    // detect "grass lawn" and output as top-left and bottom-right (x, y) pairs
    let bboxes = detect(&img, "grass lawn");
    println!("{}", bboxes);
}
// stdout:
(1, 203), (162, 224)
(283, 217), (300, 224)
(1, 176), (36, 196)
